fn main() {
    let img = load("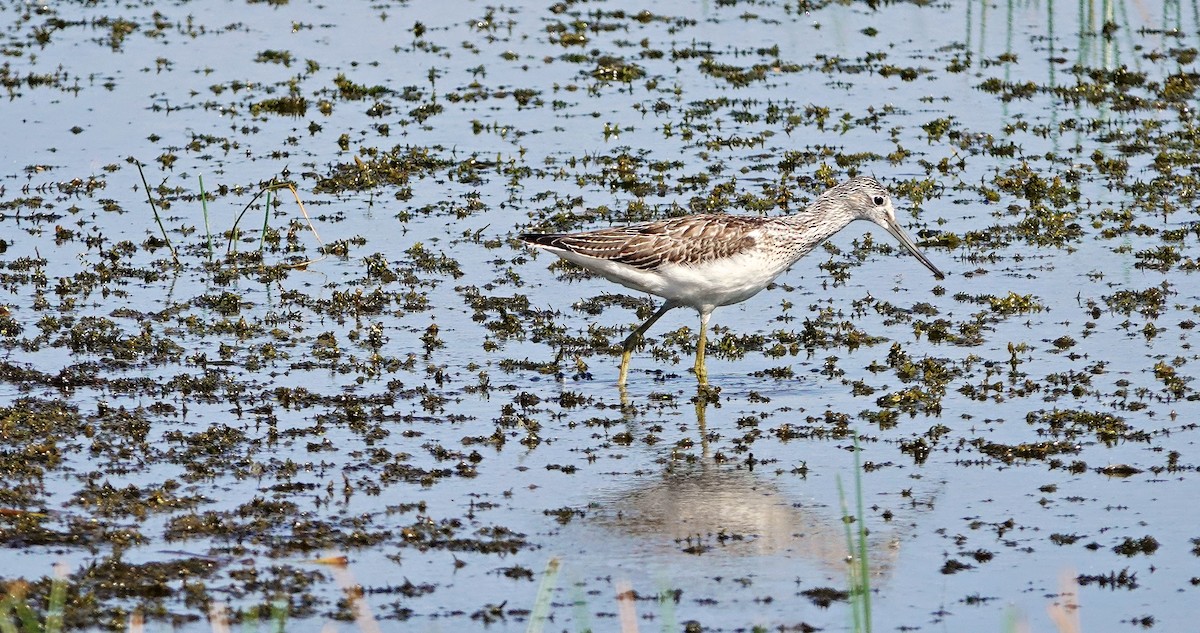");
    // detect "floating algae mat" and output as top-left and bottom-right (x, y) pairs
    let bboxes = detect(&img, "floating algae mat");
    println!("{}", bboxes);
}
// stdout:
(0, 0), (1198, 630)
